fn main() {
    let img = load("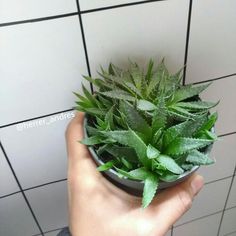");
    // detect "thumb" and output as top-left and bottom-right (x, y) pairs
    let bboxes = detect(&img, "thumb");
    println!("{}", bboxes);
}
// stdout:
(151, 174), (204, 232)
